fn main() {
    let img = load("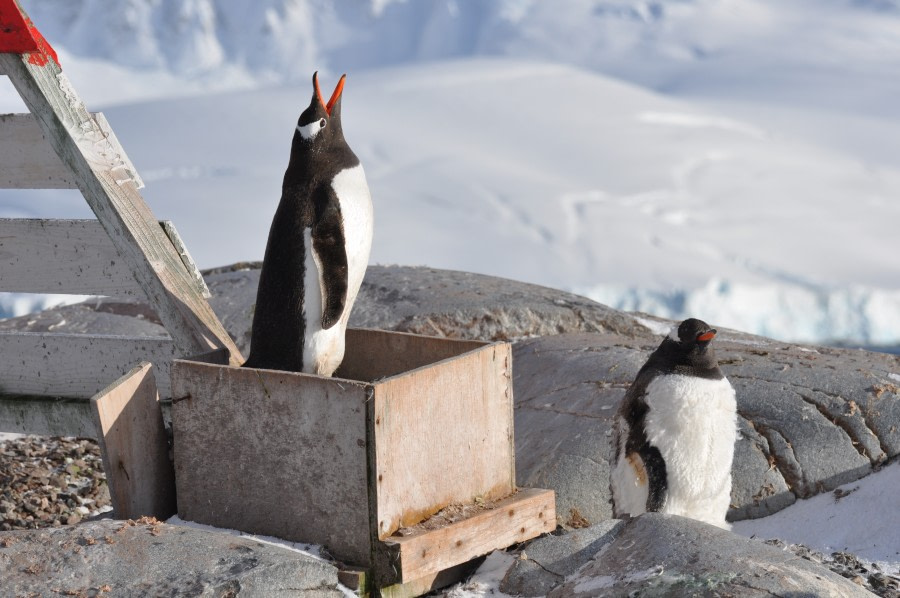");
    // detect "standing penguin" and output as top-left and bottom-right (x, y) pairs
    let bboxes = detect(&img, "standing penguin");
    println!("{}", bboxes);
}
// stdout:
(610, 318), (737, 529)
(244, 72), (373, 375)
